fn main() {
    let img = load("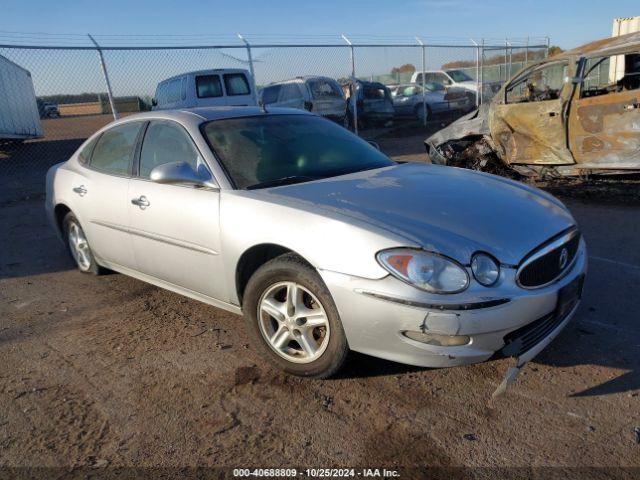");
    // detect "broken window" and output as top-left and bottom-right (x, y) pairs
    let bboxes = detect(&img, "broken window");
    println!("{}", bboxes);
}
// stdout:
(505, 61), (568, 104)
(580, 52), (640, 98)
